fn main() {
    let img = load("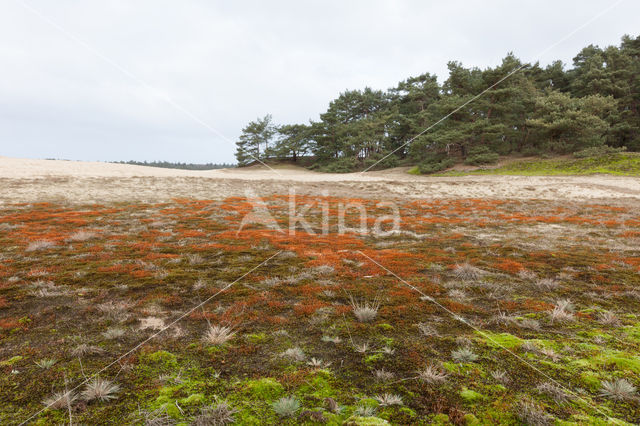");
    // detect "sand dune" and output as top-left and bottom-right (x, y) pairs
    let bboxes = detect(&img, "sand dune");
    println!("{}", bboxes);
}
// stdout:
(1, 156), (639, 204)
